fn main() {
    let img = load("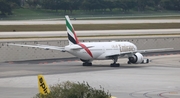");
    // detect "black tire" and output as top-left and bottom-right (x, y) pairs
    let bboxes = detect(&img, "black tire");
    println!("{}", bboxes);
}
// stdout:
(127, 61), (131, 64)
(147, 59), (149, 63)
(82, 63), (92, 66)
(89, 63), (92, 66)
(110, 63), (120, 67)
